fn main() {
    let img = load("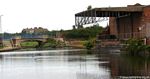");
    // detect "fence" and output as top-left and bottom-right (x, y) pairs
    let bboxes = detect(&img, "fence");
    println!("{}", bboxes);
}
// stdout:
(118, 32), (145, 39)
(98, 32), (146, 40)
